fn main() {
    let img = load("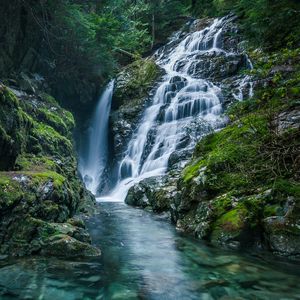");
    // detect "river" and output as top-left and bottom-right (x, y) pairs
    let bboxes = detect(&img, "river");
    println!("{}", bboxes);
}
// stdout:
(0, 202), (300, 299)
